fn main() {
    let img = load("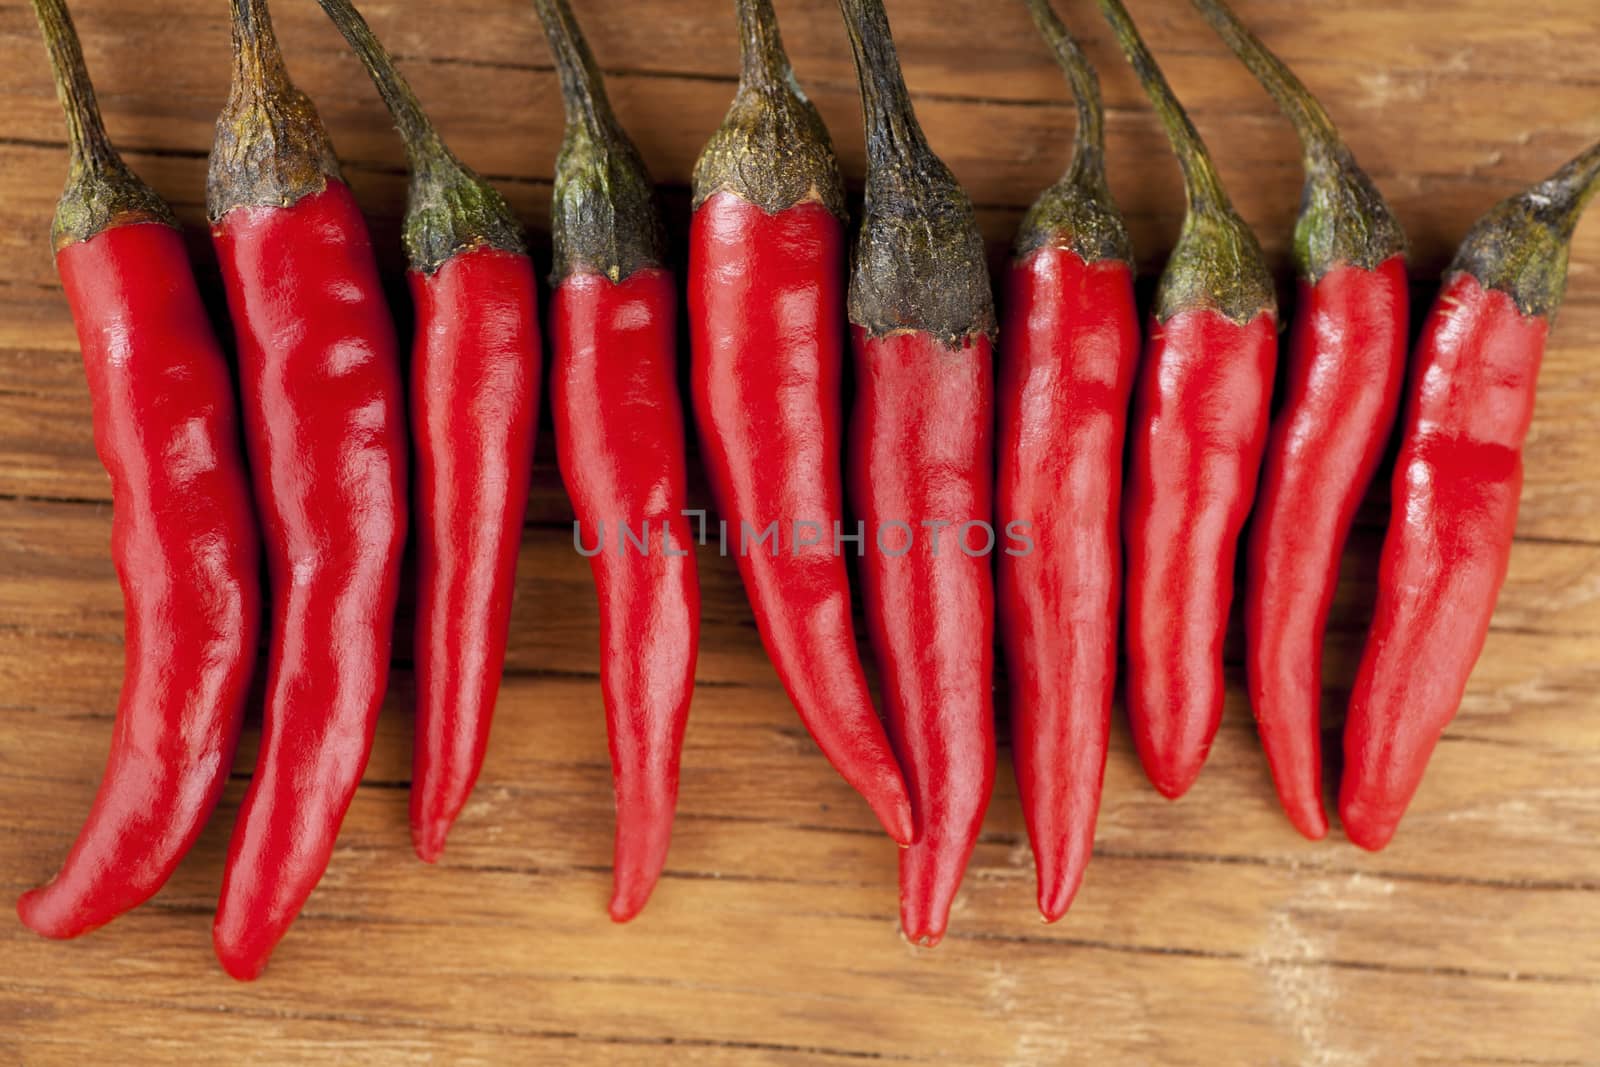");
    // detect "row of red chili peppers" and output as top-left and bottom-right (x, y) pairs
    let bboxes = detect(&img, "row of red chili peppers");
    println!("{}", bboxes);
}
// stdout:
(18, 0), (1599, 974)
